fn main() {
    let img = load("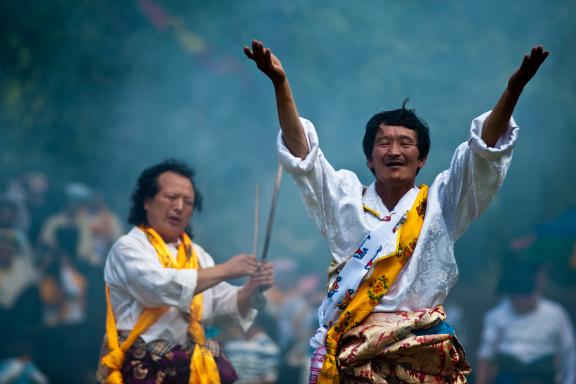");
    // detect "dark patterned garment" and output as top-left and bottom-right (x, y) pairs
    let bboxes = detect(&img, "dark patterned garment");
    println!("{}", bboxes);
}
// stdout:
(96, 337), (193, 384)
(97, 337), (238, 384)
(121, 344), (191, 384)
